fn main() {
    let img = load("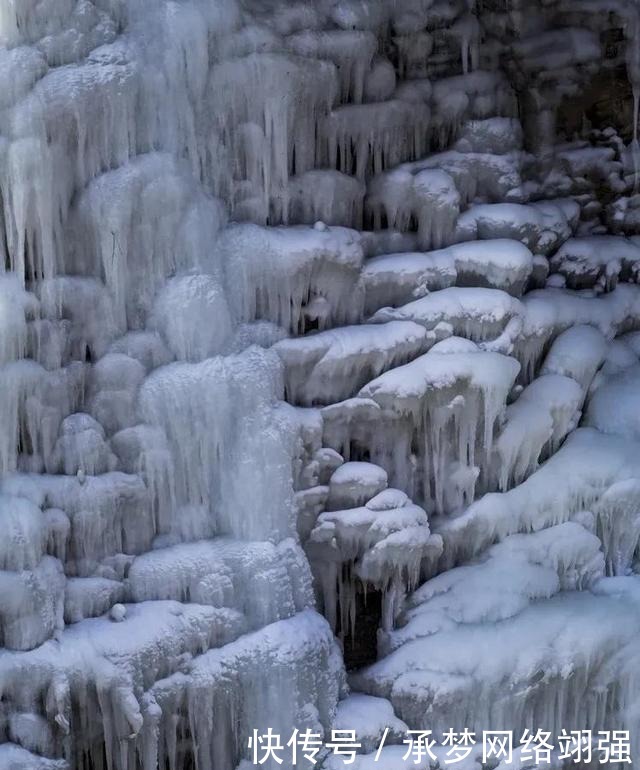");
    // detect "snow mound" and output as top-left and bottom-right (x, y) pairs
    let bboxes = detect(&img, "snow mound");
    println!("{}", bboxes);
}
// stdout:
(274, 321), (431, 406)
